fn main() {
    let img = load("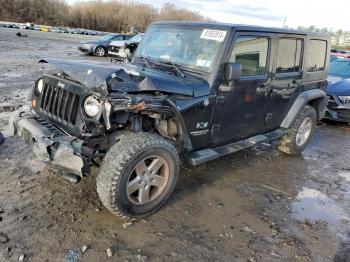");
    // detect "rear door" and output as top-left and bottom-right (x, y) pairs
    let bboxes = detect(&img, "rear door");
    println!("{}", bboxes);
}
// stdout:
(265, 35), (305, 130)
(212, 32), (274, 146)
(303, 38), (329, 88)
